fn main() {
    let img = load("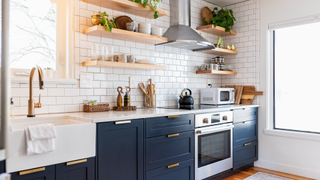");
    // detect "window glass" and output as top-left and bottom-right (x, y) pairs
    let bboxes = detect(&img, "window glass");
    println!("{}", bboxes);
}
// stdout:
(9, 0), (56, 69)
(274, 22), (320, 133)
